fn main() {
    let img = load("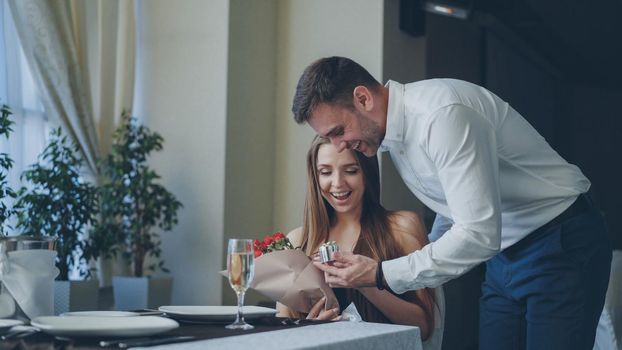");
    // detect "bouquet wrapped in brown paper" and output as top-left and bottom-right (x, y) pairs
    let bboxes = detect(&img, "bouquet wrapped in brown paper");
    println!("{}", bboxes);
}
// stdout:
(223, 232), (338, 314)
